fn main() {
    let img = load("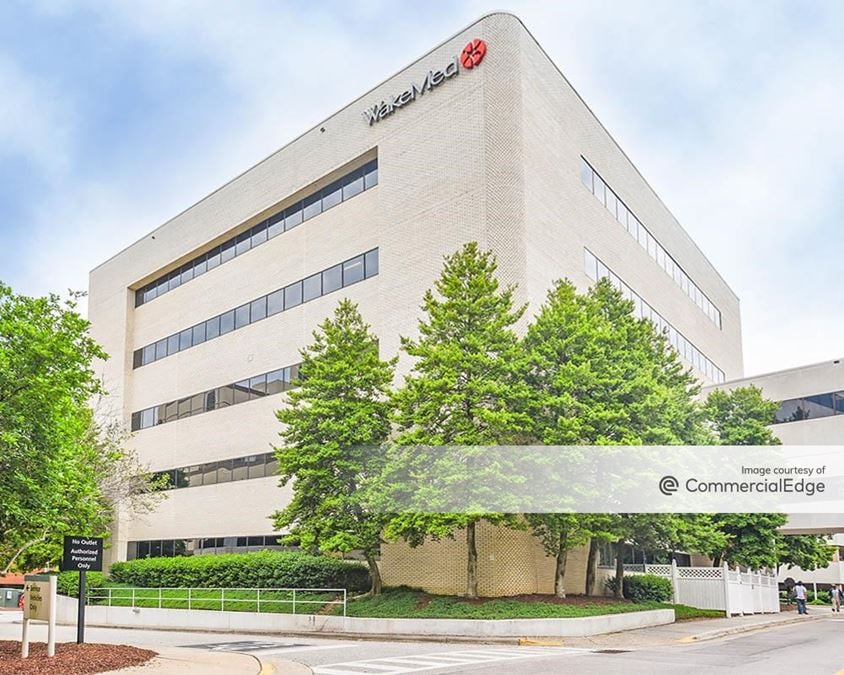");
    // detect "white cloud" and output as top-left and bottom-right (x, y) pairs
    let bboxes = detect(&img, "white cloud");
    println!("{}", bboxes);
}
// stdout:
(4, 1), (843, 377)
